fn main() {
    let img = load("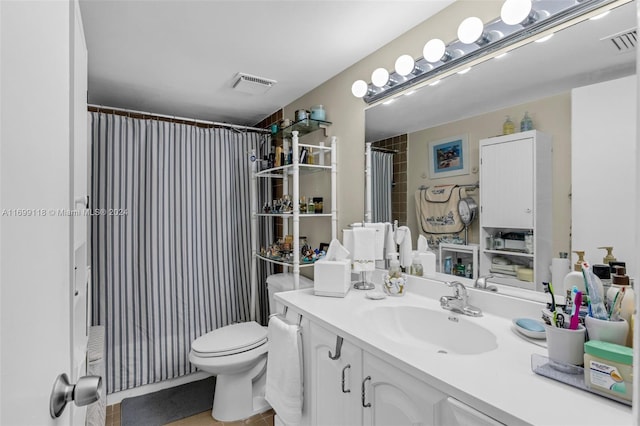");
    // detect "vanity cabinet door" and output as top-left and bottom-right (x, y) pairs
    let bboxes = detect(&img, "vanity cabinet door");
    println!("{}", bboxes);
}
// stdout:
(480, 136), (534, 229)
(309, 322), (363, 425)
(361, 352), (447, 426)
